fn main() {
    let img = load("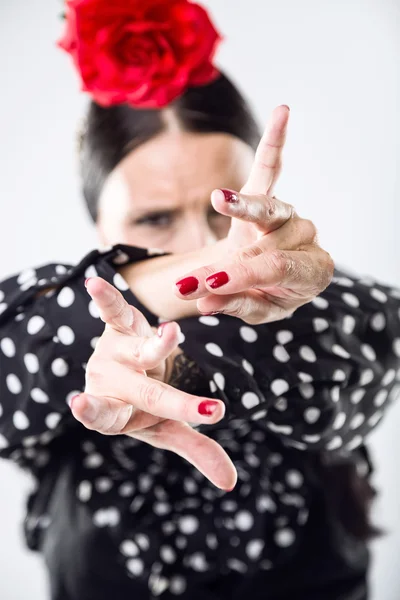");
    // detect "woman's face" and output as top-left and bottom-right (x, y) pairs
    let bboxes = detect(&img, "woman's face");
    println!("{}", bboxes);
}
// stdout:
(97, 131), (254, 253)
